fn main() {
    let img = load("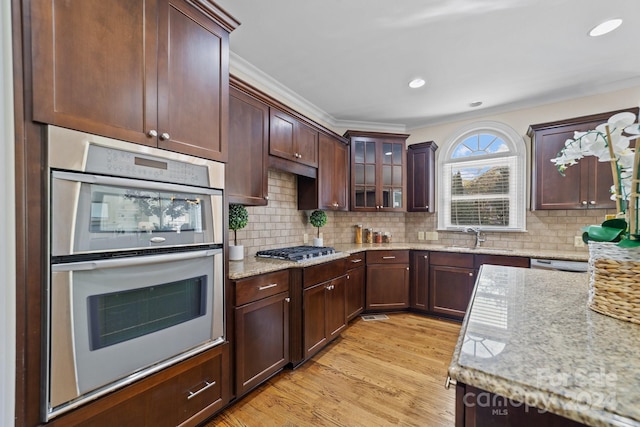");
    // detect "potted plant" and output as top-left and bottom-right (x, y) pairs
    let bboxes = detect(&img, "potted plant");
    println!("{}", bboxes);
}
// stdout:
(229, 204), (249, 260)
(309, 210), (327, 246)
